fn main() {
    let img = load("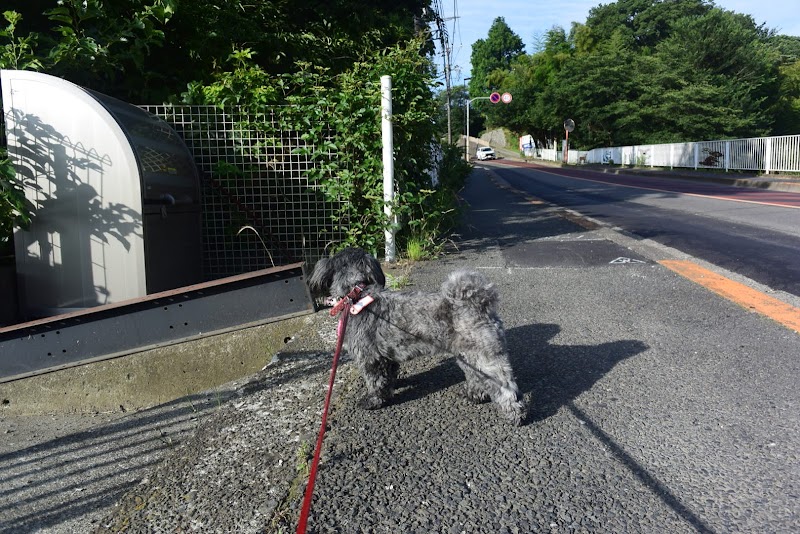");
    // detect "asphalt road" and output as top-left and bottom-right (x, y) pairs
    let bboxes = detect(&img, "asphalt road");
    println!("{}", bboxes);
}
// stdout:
(482, 161), (800, 299)
(300, 167), (800, 533)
